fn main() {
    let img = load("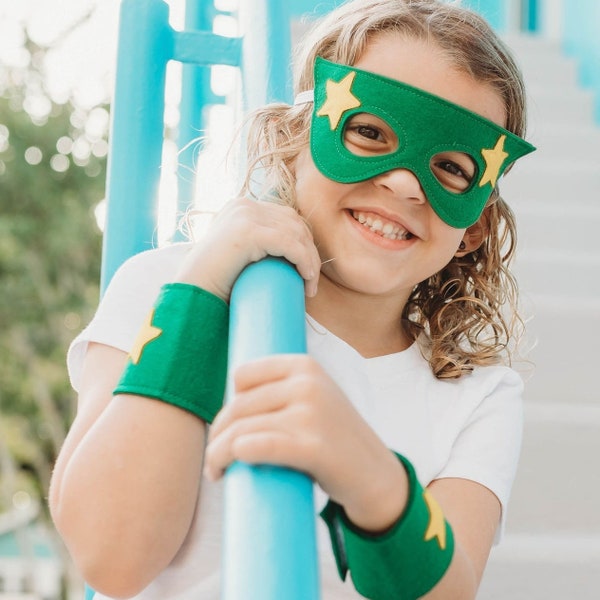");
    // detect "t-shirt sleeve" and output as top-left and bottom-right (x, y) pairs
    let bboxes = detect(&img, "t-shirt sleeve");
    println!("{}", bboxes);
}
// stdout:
(435, 367), (524, 541)
(66, 244), (191, 392)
